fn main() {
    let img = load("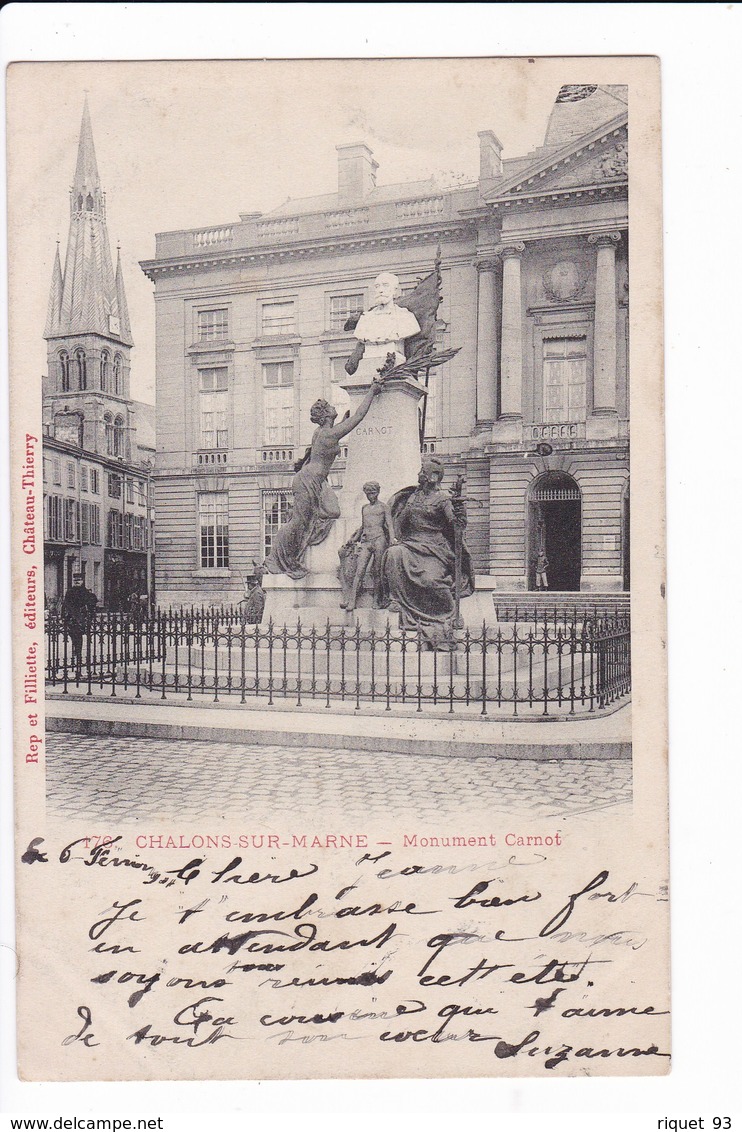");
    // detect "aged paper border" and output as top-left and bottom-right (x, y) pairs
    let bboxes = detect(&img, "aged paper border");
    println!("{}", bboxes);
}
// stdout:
(1, 1), (738, 1121)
